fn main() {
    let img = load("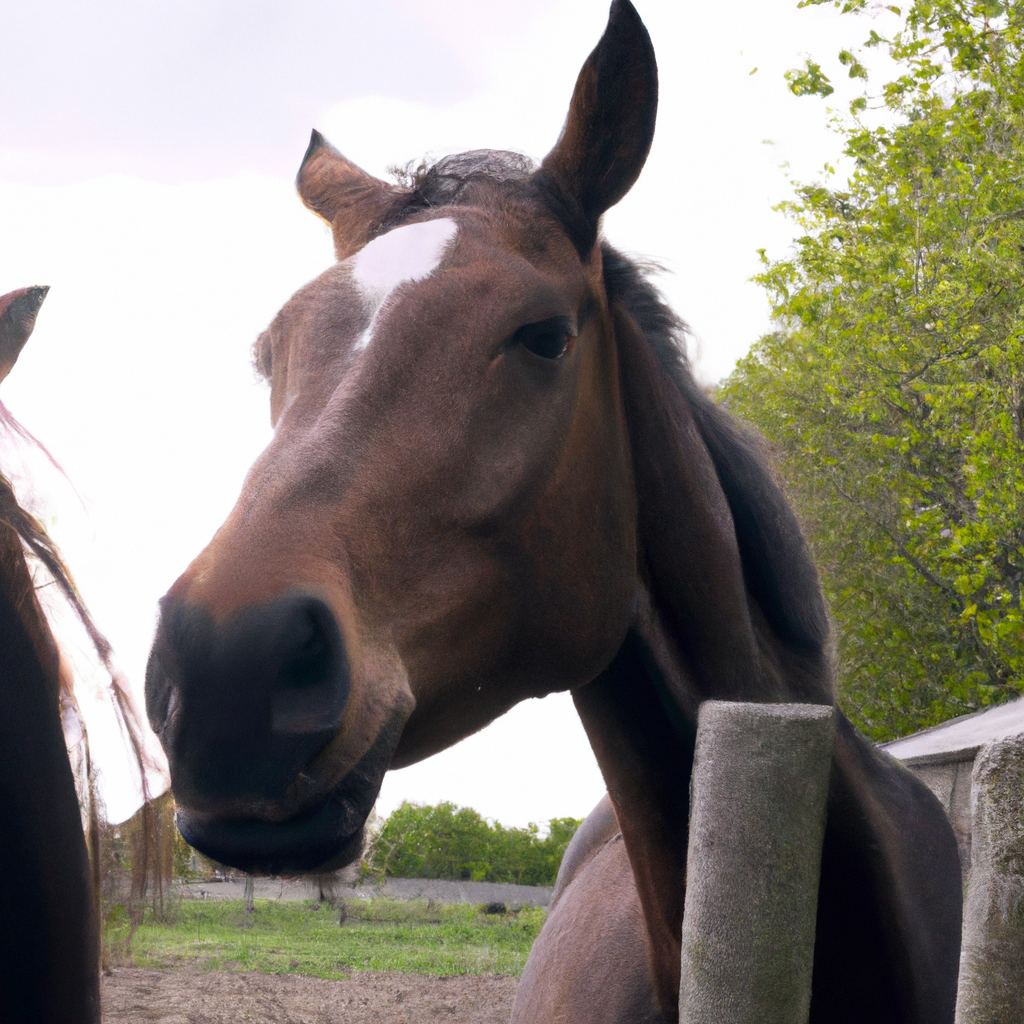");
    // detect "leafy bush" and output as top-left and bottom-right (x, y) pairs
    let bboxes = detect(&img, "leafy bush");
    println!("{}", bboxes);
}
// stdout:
(723, 0), (1024, 738)
(366, 802), (581, 887)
